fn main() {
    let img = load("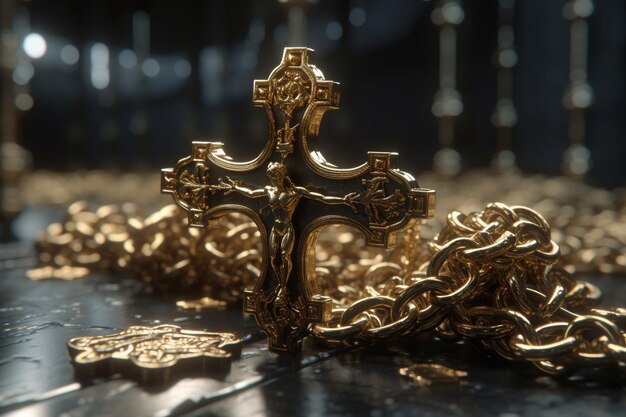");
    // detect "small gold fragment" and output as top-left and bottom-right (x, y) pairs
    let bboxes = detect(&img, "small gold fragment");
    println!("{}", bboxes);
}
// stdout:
(399, 364), (467, 387)
(176, 297), (227, 311)
(26, 265), (90, 281)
